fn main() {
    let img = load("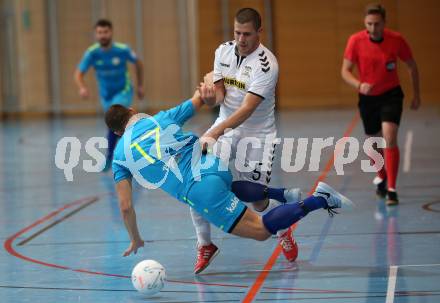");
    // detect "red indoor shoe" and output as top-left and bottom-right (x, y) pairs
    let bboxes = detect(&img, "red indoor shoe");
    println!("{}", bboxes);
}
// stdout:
(194, 243), (219, 274)
(279, 229), (299, 262)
